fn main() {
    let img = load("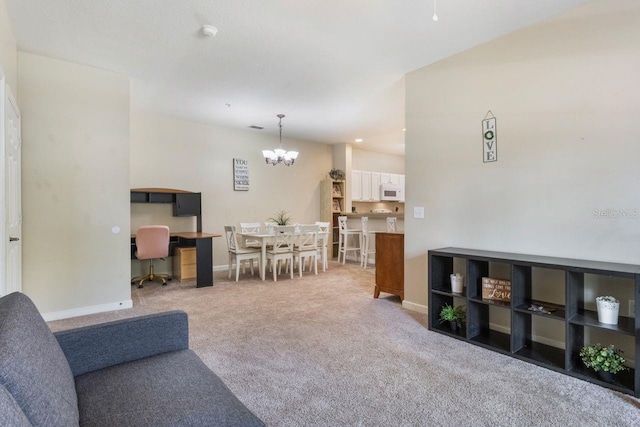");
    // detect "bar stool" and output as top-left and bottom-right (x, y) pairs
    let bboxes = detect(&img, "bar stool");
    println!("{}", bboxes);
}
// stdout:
(361, 217), (376, 269)
(386, 217), (397, 232)
(337, 216), (362, 265)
